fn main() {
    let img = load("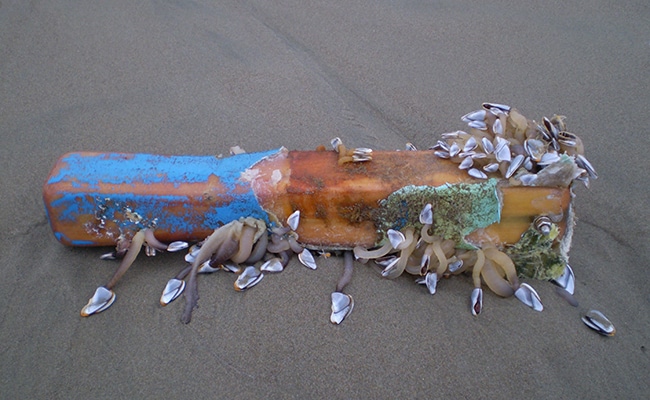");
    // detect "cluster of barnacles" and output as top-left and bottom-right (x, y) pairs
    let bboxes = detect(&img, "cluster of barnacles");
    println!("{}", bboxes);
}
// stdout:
(81, 210), (356, 324)
(351, 201), (564, 315)
(432, 102), (597, 188)
(81, 227), (189, 317)
(330, 137), (373, 164)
